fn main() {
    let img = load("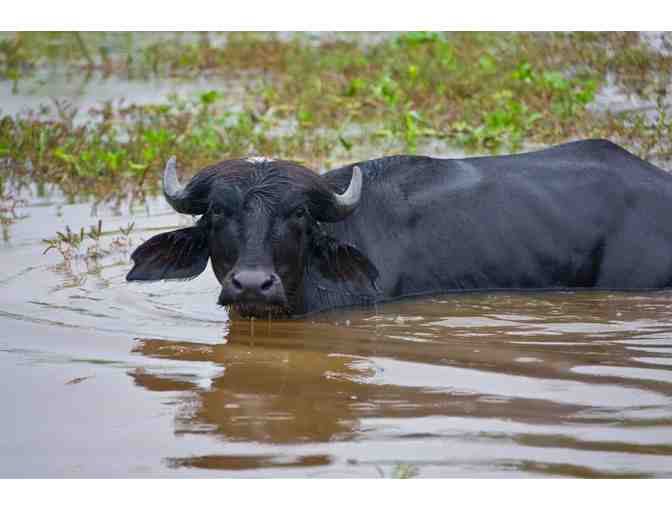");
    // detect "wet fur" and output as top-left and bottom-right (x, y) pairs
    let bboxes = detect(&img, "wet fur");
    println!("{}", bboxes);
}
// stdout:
(127, 158), (379, 318)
